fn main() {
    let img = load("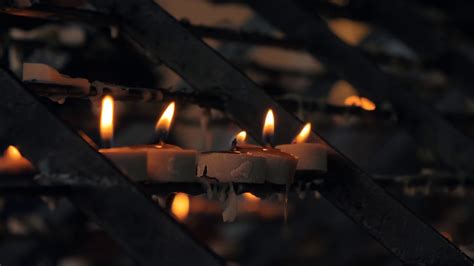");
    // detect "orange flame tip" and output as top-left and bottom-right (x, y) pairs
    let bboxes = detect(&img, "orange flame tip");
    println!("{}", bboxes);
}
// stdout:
(100, 95), (114, 143)
(171, 193), (190, 221)
(294, 123), (311, 144)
